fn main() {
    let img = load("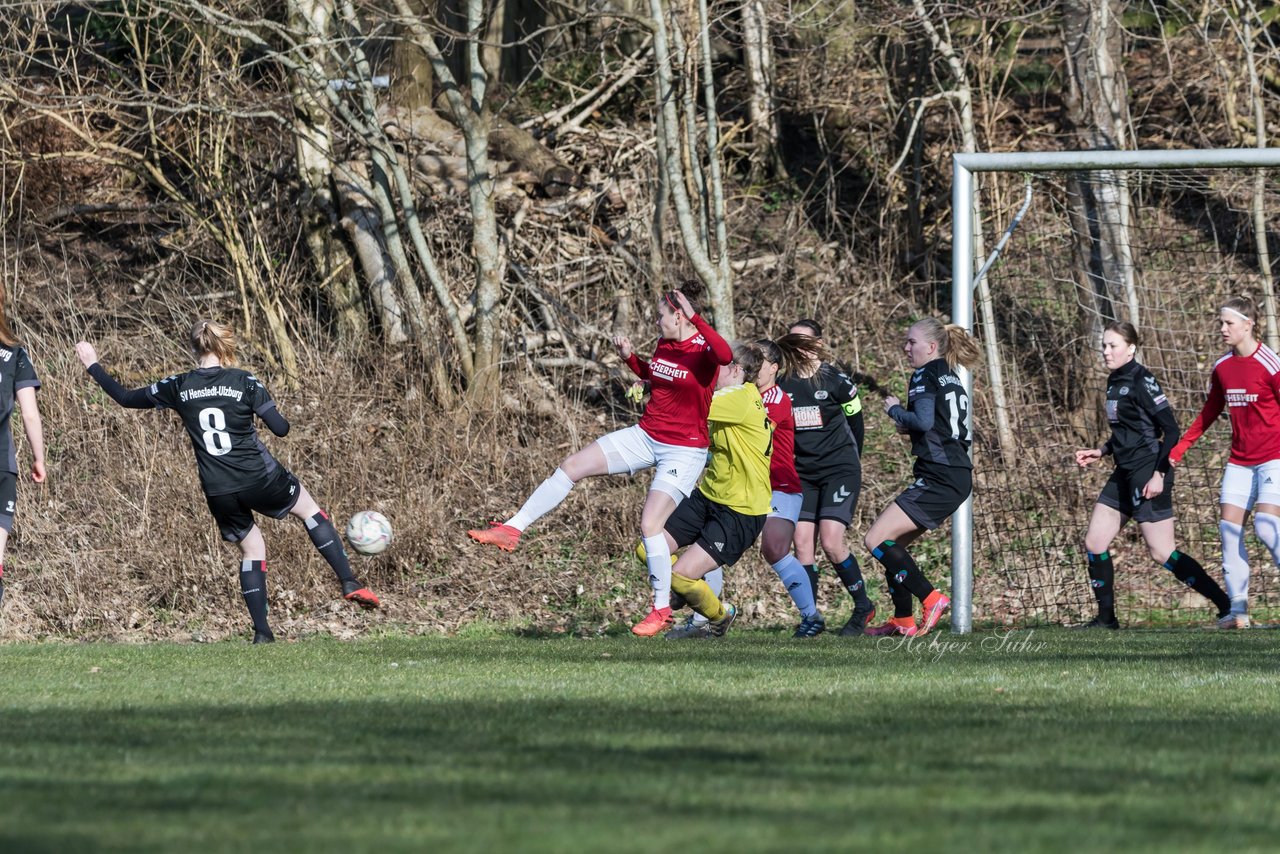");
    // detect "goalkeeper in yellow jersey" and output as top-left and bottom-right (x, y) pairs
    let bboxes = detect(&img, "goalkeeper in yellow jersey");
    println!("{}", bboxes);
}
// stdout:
(657, 342), (774, 638)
